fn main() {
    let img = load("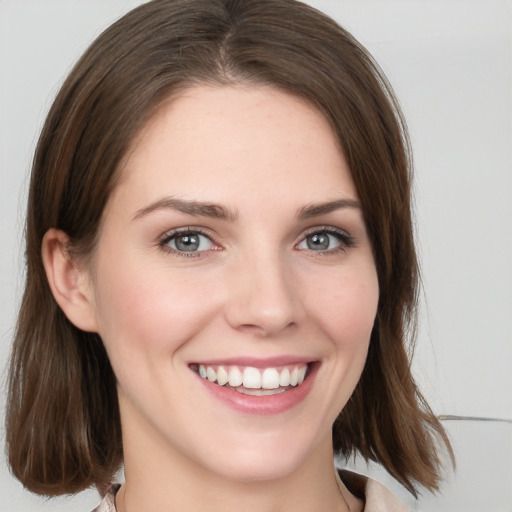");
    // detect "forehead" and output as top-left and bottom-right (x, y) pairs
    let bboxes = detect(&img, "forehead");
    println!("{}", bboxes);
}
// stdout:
(113, 84), (357, 212)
